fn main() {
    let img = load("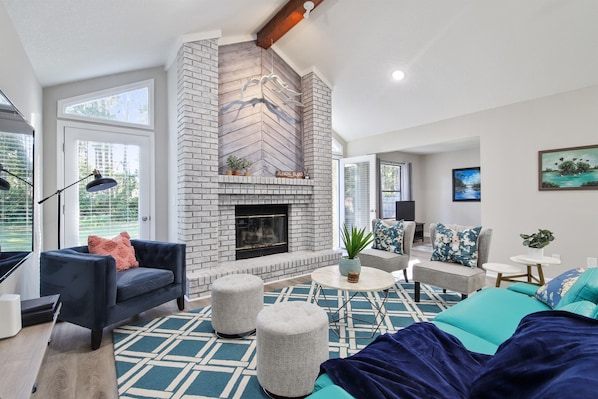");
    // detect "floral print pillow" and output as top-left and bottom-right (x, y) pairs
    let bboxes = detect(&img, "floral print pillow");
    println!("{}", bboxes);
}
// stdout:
(372, 219), (405, 255)
(431, 223), (482, 268)
(535, 268), (584, 308)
